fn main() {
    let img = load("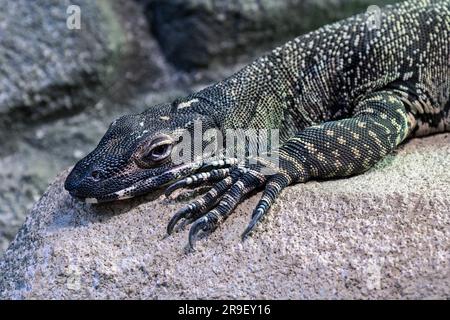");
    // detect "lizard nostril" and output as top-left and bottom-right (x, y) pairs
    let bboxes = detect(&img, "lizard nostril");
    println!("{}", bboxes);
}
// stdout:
(90, 170), (101, 181)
